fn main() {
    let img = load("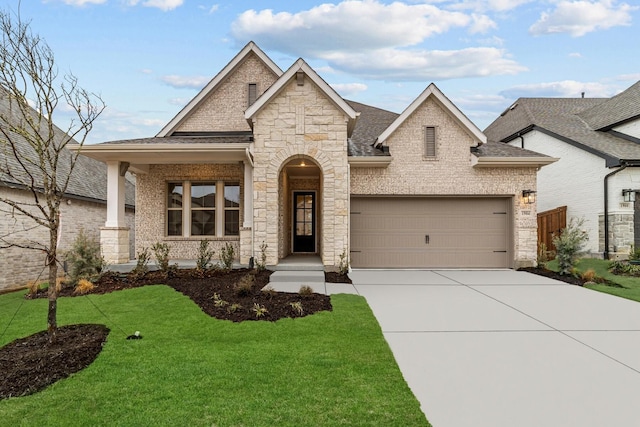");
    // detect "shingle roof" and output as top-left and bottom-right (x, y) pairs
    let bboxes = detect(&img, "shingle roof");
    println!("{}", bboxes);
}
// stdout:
(578, 81), (640, 130)
(484, 96), (640, 164)
(474, 141), (553, 158)
(95, 134), (252, 145)
(0, 94), (135, 206)
(346, 100), (397, 156)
